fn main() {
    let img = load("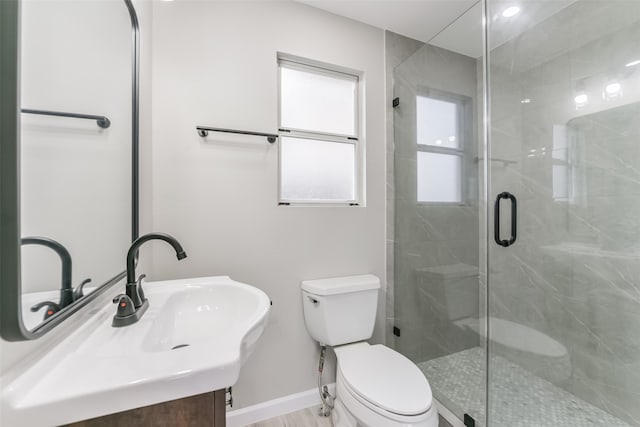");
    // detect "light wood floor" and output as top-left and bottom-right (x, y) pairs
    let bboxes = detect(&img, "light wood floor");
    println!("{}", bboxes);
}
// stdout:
(244, 406), (451, 426)
(244, 406), (333, 427)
